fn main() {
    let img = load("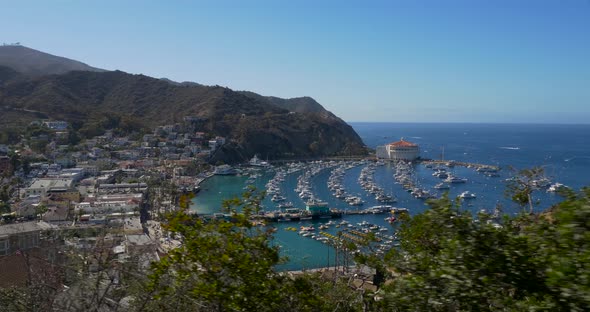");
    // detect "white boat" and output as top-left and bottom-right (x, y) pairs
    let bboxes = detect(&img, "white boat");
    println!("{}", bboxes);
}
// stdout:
(459, 191), (476, 199)
(345, 196), (364, 206)
(376, 194), (397, 203)
(444, 176), (467, 183)
(271, 195), (286, 202)
(349, 198), (364, 206)
(278, 202), (294, 208)
(299, 192), (312, 200)
(213, 164), (238, 175)
(434, 182), (450, 190)
(249, 155), (270, 167)
(547, 183), (568, 193)
(366, 205), (393, 214)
